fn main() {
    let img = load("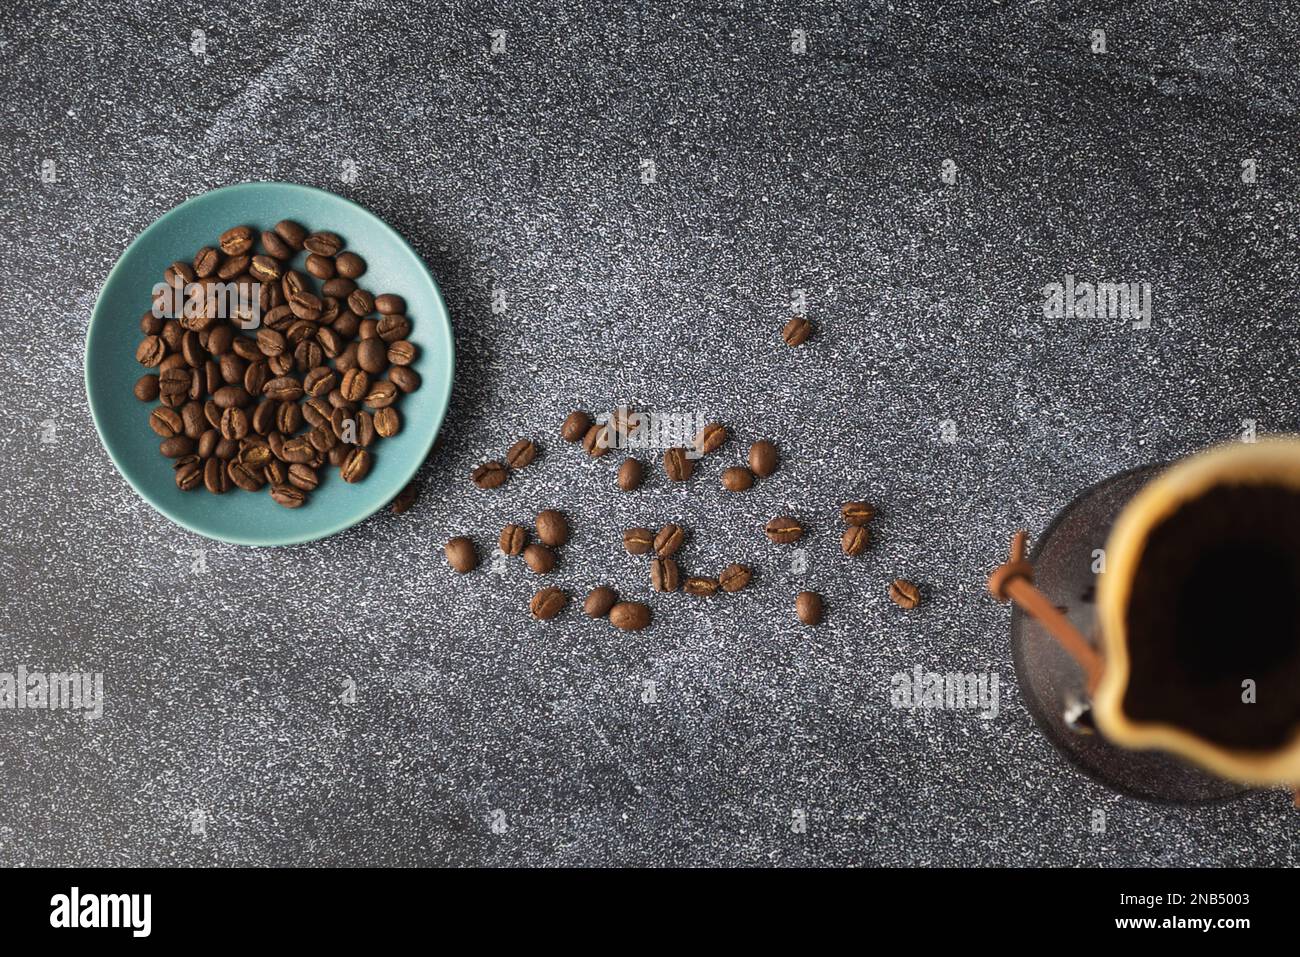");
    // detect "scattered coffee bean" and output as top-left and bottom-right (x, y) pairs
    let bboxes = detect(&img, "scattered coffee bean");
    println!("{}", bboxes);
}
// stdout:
(536, 509), (568, 547)
(499, 524), (528, 555)
(889, 579), (921, 609)
(721, 466), (754, 492)
(583, 422), (610, 457)
(796, 591), (823, 625)
(390, 482), (419, 514)
(609, 601), (651, 631)
(694, 422), (727, 454)
(617, 458), (643, 491)
(507, 439), (538, 469)
(650, 557), (680, 592)
(842, 502), (875, 526)
(684, 576), (719, 597)
(718, 563), (752, 592)
(523, 543), (556, 574)
(530, 587), (568, 620)
(765, 516), (803, 544)
(584, 586), (618, 618)
(654, 524), (685, 557)
(749, 440), (780, 477)
(472, 461), (508, 489)
(663, 447), (693, 481)
(782, 316), (813, 346)
(842, 525), (869, 556)
(445, 536), (478, 573)
(562, 410), (591, 442)
(623, 527), (655, 555)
